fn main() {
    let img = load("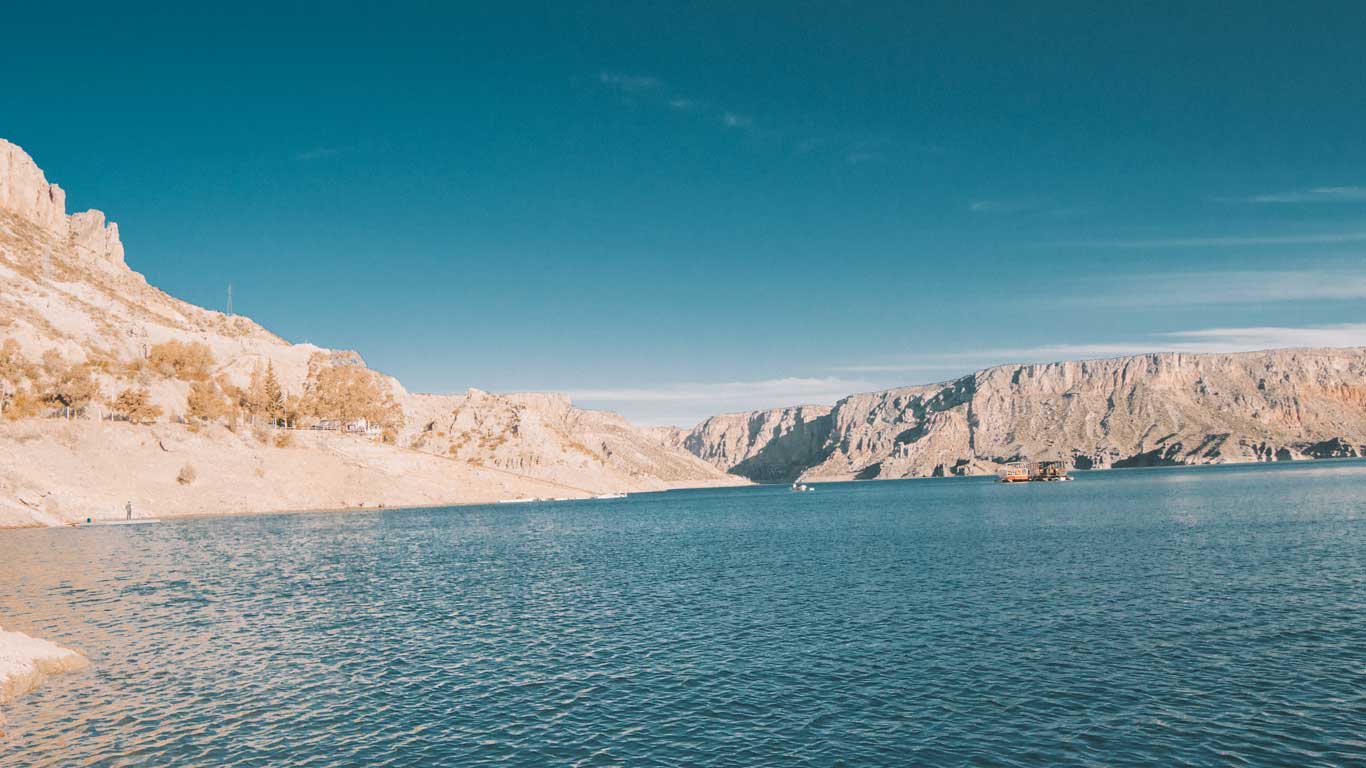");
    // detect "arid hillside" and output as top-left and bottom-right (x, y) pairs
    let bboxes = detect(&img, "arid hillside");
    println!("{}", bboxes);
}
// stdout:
(0, 139), (741, 526)
(662, 349), (1366, 482)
